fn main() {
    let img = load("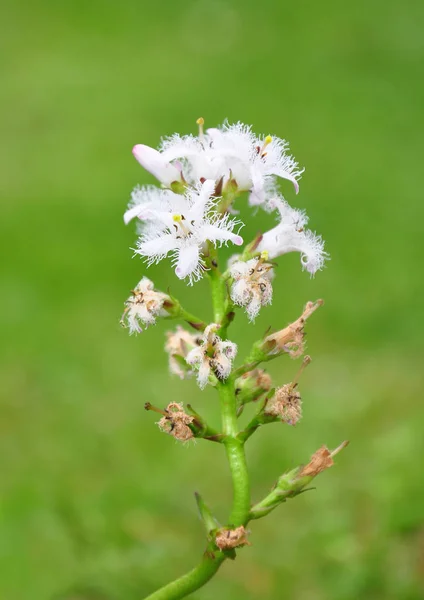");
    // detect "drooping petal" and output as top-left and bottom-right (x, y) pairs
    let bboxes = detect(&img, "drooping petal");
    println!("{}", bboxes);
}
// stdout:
(132, 144), (181, 187)
(197, 360), (211, 389)
(274, 167), (300, 194)
(174, 245), (201, 280)
(137, 233), (177, 259)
